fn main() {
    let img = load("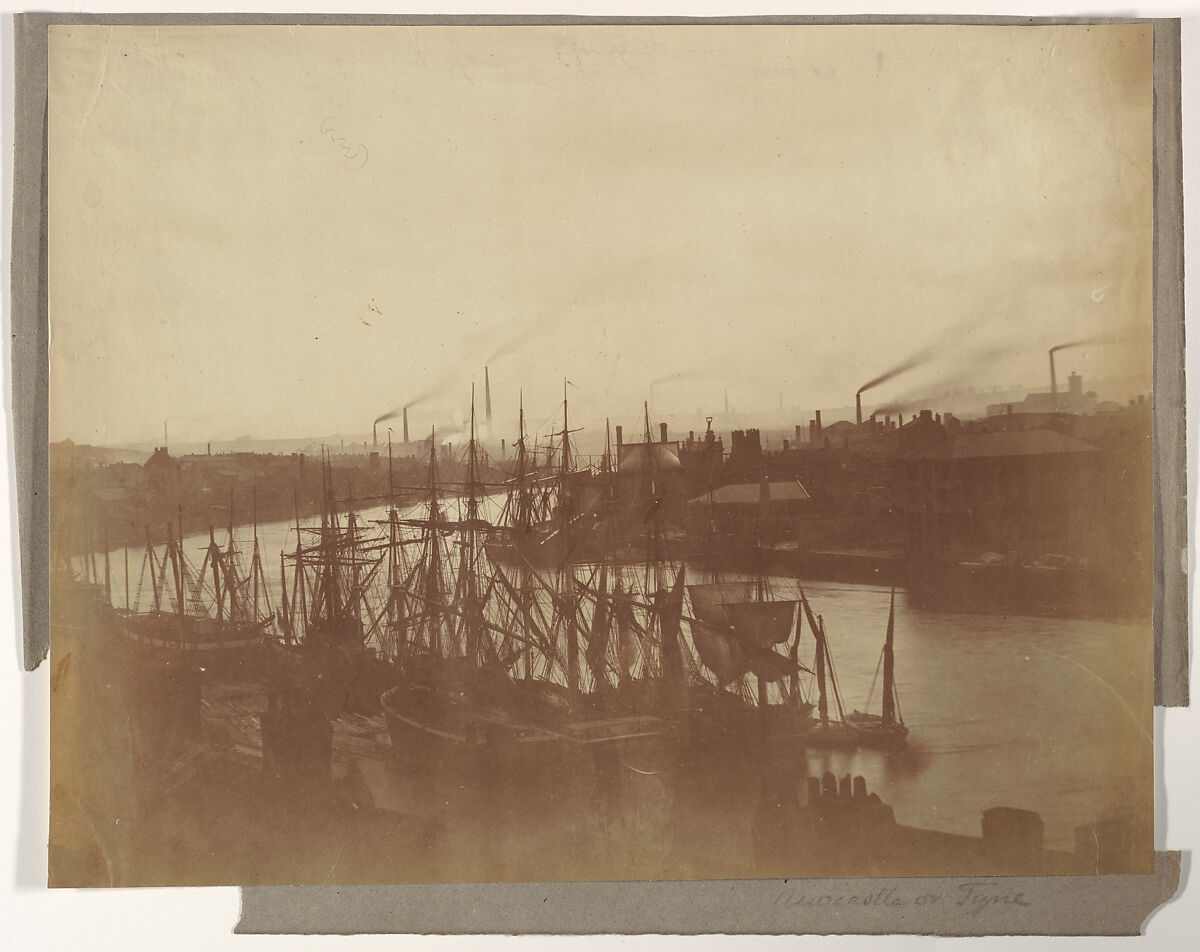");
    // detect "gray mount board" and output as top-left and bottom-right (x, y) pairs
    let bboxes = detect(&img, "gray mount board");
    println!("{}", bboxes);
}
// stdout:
(9, 11), (1189, 939)
(236, 851), (1182, 937)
